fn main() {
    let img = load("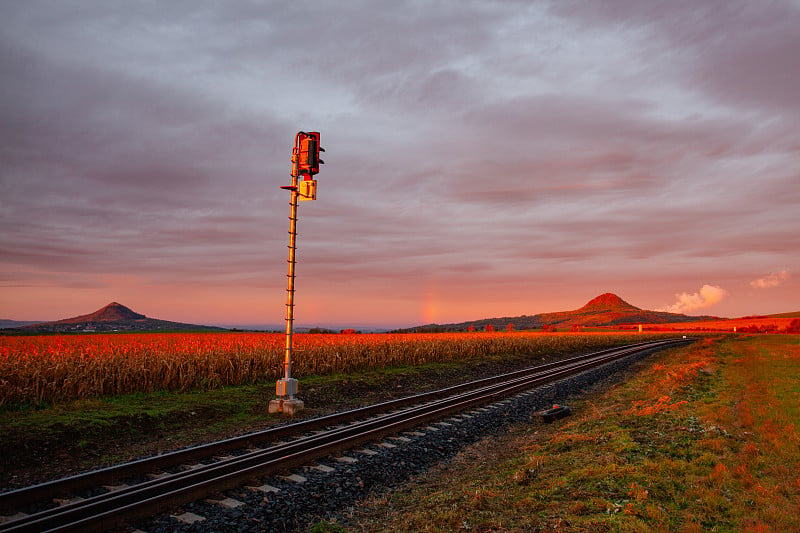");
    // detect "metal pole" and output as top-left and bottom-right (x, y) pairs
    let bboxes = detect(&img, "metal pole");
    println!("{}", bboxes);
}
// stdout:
(283, 144), (300, 397)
